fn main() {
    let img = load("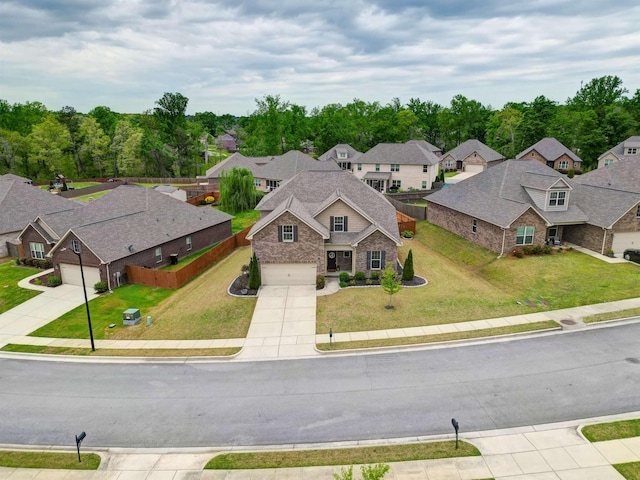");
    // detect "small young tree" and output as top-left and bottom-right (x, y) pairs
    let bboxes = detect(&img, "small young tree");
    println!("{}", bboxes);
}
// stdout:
(380, 262), (401, 309)
(248, 252), (261, 290)
(218, 167), (257, 214)
(402, 249), (414, 282)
